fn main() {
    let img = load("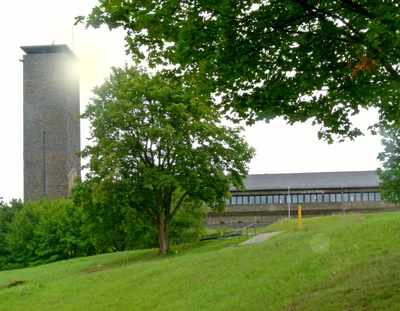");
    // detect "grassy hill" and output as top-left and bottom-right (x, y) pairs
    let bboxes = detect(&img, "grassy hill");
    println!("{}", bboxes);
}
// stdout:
(1, 212), (399, 310)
